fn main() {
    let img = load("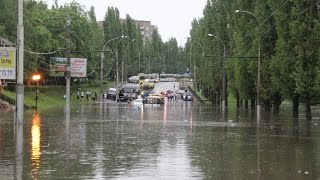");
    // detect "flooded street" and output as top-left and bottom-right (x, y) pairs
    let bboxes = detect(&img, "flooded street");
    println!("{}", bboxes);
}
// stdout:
(0, 100), (320, 179)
